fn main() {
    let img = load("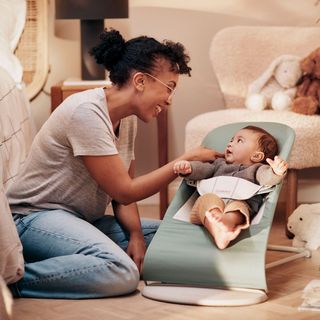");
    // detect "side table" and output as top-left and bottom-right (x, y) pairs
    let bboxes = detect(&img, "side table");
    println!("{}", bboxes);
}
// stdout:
(51, 81), (168, 219)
